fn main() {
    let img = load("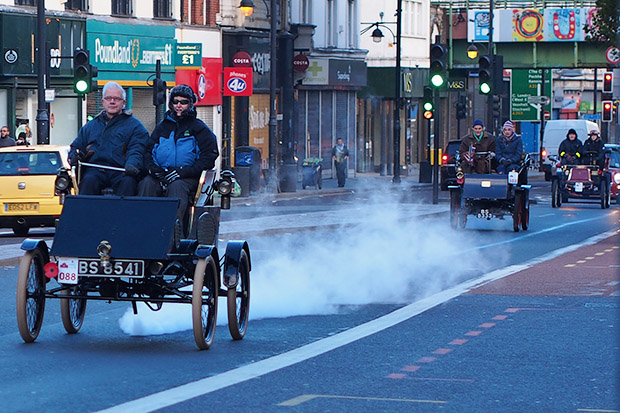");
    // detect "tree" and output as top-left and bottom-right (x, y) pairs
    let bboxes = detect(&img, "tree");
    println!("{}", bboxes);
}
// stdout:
(583, 0), (619, 46)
